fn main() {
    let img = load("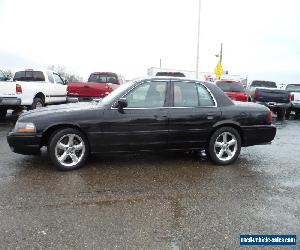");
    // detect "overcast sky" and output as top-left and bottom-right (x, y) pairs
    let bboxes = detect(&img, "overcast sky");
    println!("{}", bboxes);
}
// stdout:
(0, 0), (299, 83)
